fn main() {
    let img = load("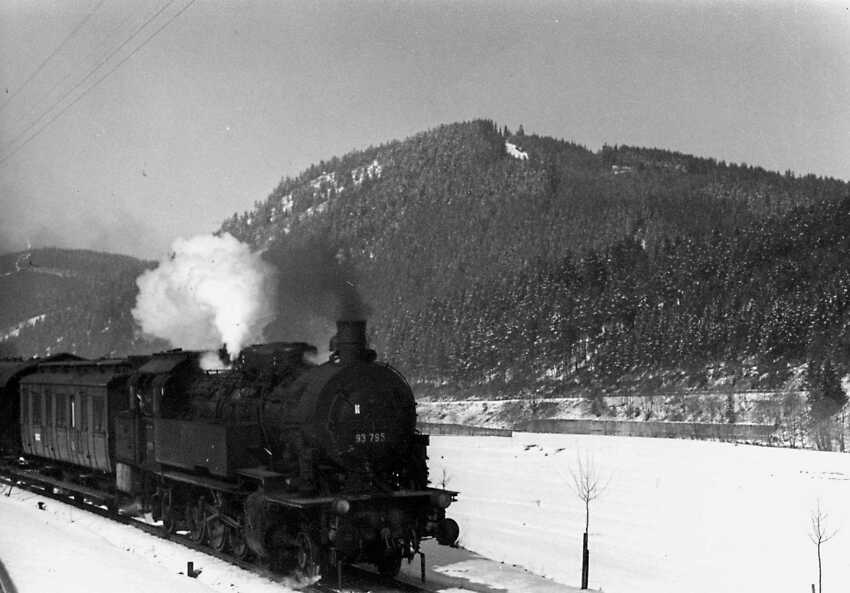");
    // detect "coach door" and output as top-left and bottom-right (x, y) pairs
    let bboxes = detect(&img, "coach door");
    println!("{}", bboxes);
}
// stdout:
(26, 389), (44, 456)
(55, 391), (70, 463)
(68, 393), (85, 467)
(19, 387), (30, 454)
(42, 388), (54, 460)
(77, 392), (93, 468)
(91, 394), (108, 471)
